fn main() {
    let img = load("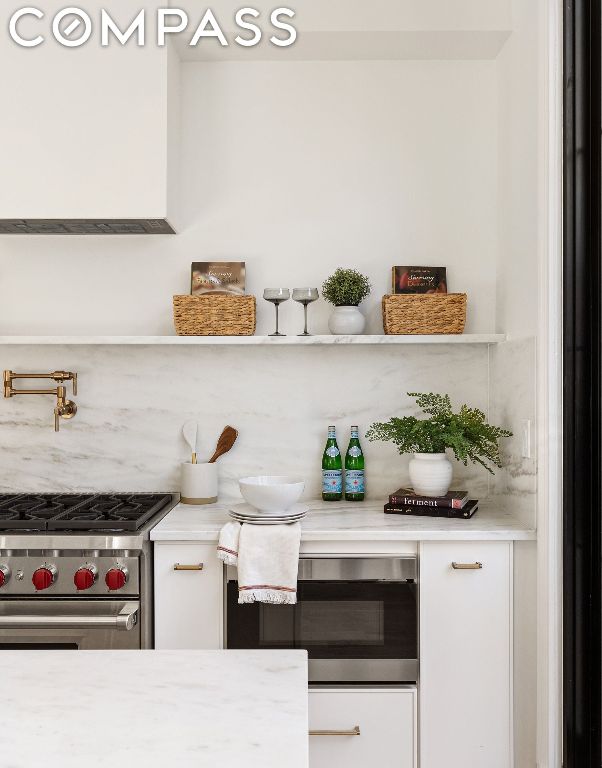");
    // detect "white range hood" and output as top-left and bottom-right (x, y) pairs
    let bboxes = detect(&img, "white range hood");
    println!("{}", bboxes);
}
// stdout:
(0, 0), (179, 234)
